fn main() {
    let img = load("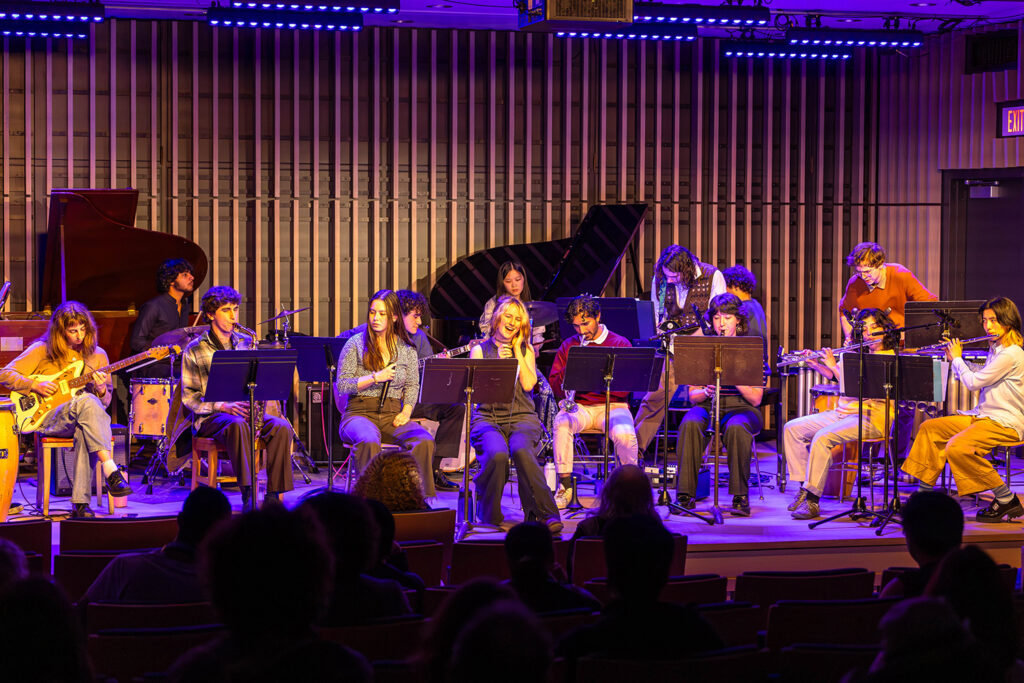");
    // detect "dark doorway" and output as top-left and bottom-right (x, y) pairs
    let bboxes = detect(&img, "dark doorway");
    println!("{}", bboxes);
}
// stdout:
(942, 168), (1024, 307)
